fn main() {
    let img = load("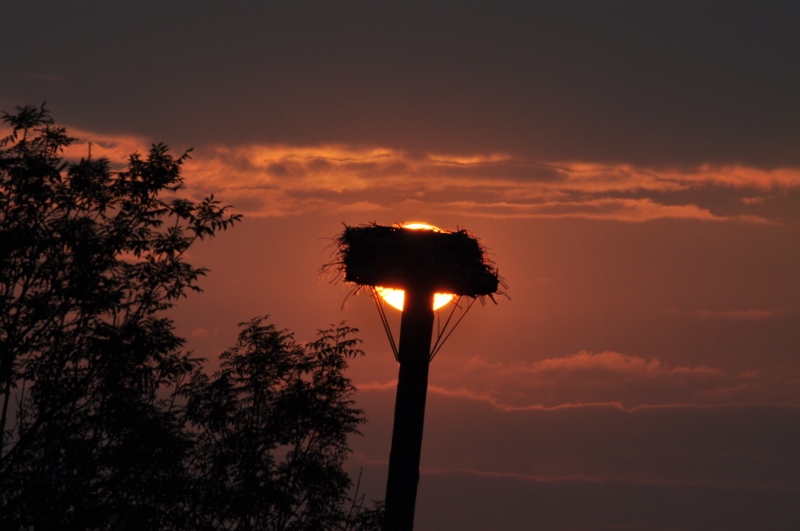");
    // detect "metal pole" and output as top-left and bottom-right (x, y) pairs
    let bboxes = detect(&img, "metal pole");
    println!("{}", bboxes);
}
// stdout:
(383, 287), (435, 531)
